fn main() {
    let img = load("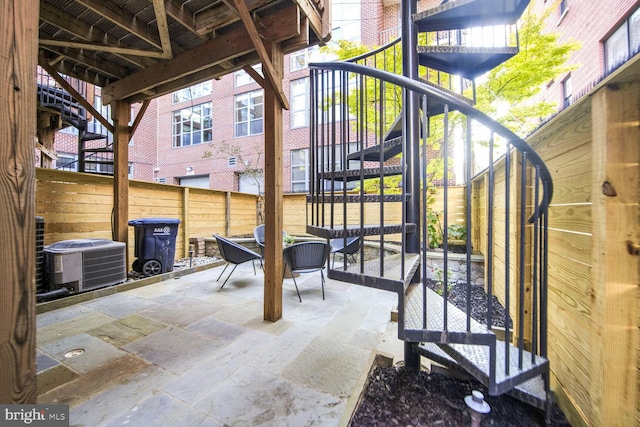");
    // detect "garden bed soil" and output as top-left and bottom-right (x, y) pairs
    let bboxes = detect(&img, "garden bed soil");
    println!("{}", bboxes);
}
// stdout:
(350, 365), (571, 427)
